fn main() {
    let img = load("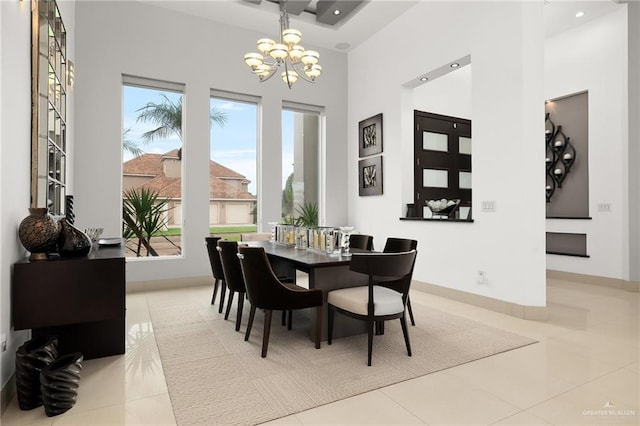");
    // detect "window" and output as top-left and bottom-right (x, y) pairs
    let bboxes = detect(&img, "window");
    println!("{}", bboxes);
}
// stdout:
(122, 76), (184, 257)
(281, 103), (323, 224)
(210, 91), (259, 240)
(414, 110), (472, 220)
